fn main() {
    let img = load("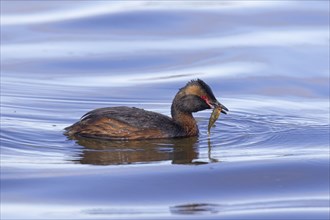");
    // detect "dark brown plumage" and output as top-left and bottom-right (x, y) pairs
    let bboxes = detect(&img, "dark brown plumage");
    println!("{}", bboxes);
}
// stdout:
(64, 79), (228, 140)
